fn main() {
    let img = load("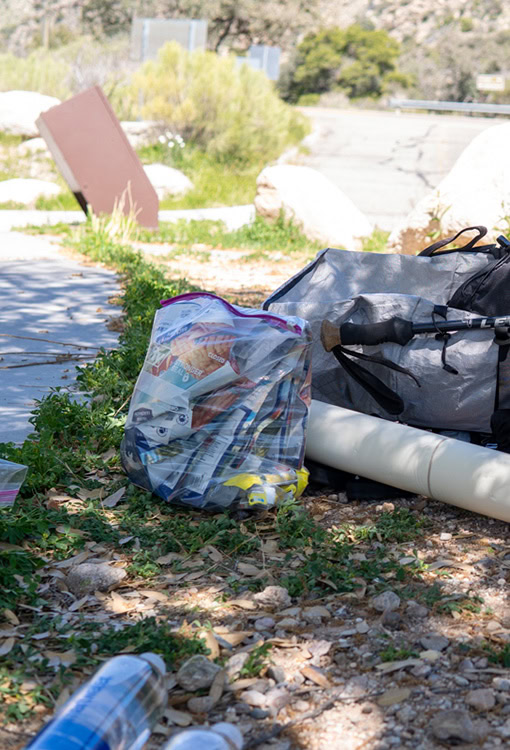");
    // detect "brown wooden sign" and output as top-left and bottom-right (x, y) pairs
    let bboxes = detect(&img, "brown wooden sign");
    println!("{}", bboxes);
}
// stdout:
(37, 85), (159, 228)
